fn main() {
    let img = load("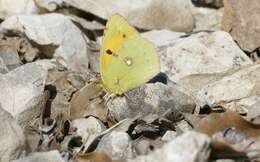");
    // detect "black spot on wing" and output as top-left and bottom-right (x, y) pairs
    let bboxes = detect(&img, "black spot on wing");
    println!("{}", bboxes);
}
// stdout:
(106, 49), (113, 55)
